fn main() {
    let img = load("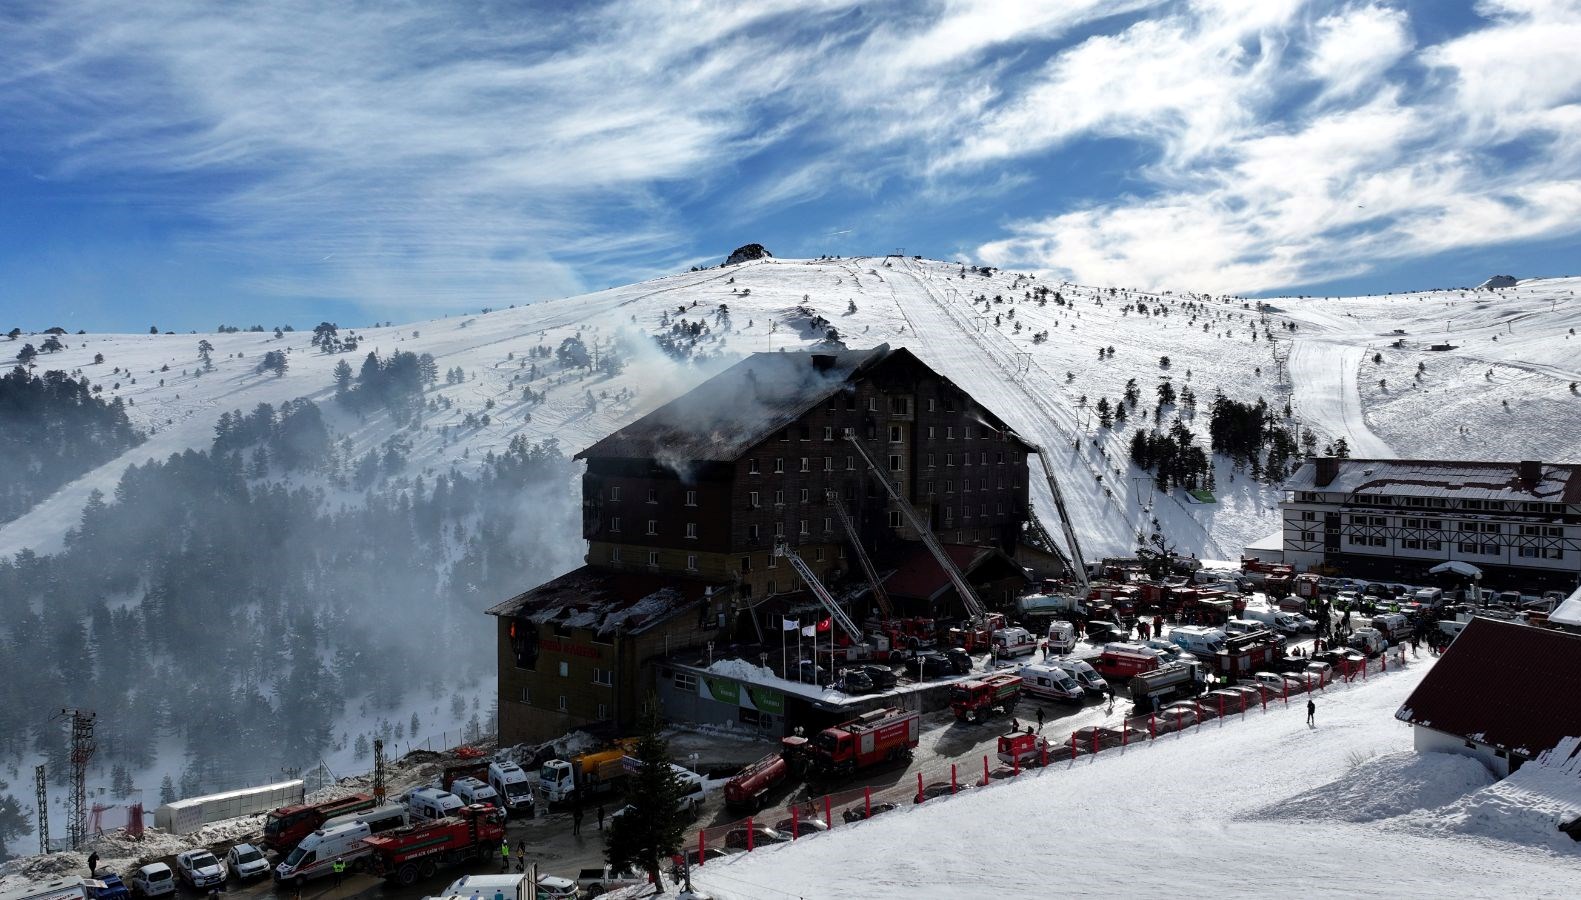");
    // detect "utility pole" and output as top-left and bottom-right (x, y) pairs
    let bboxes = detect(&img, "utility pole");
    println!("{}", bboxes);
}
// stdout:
(59, 708), (96, 850)
(35, 764), (48, 855)
(372, 740), (386, 804)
